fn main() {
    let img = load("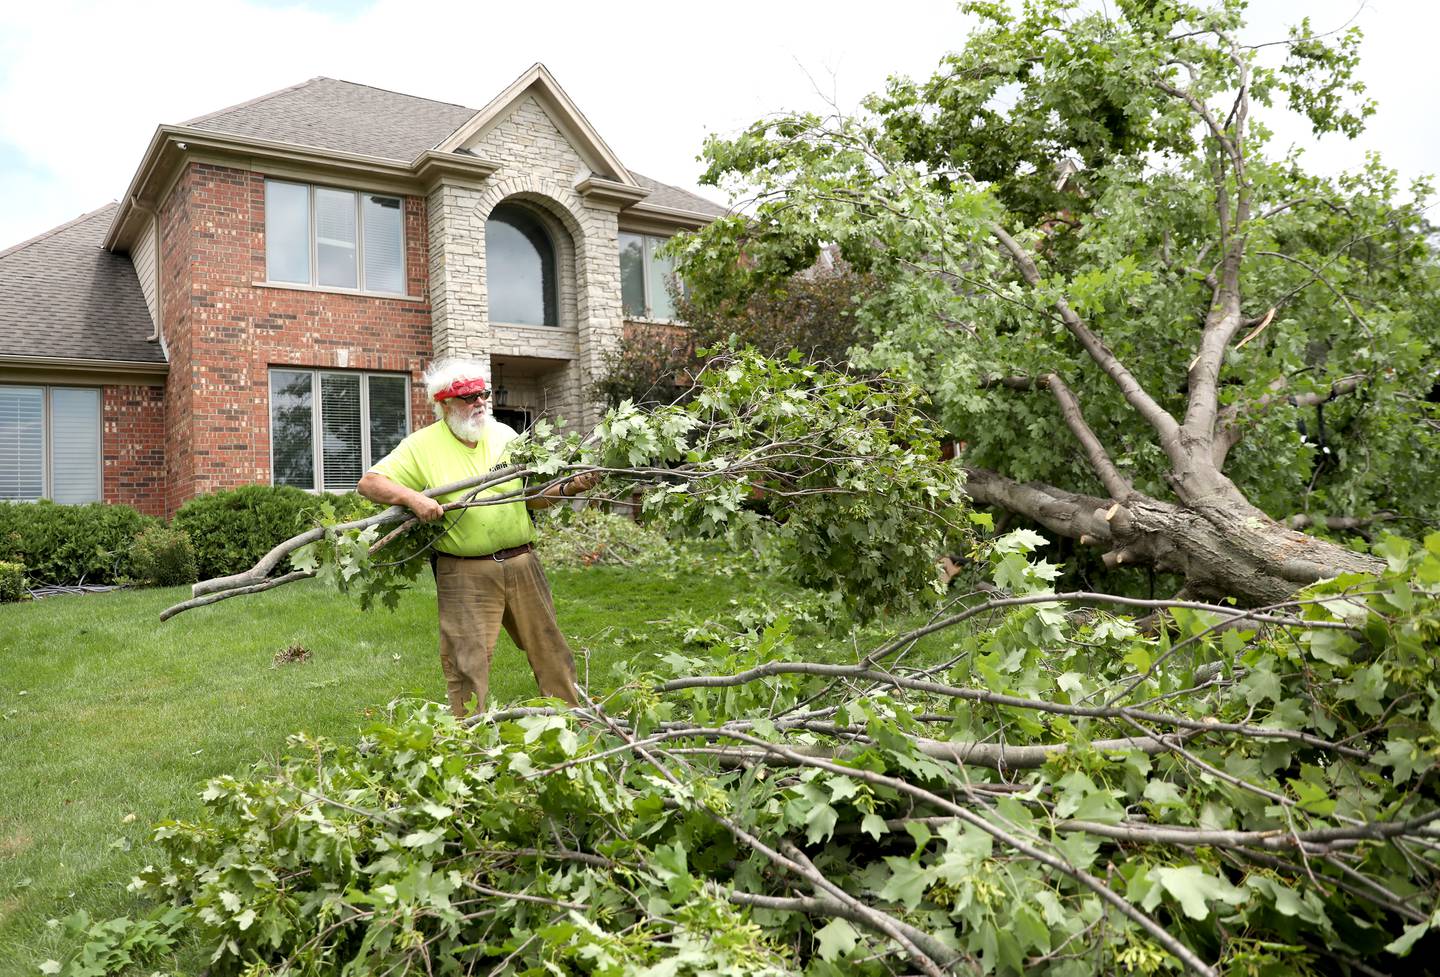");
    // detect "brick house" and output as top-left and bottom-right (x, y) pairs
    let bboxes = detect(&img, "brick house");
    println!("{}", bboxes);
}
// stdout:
(0, 65), (724, 517)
